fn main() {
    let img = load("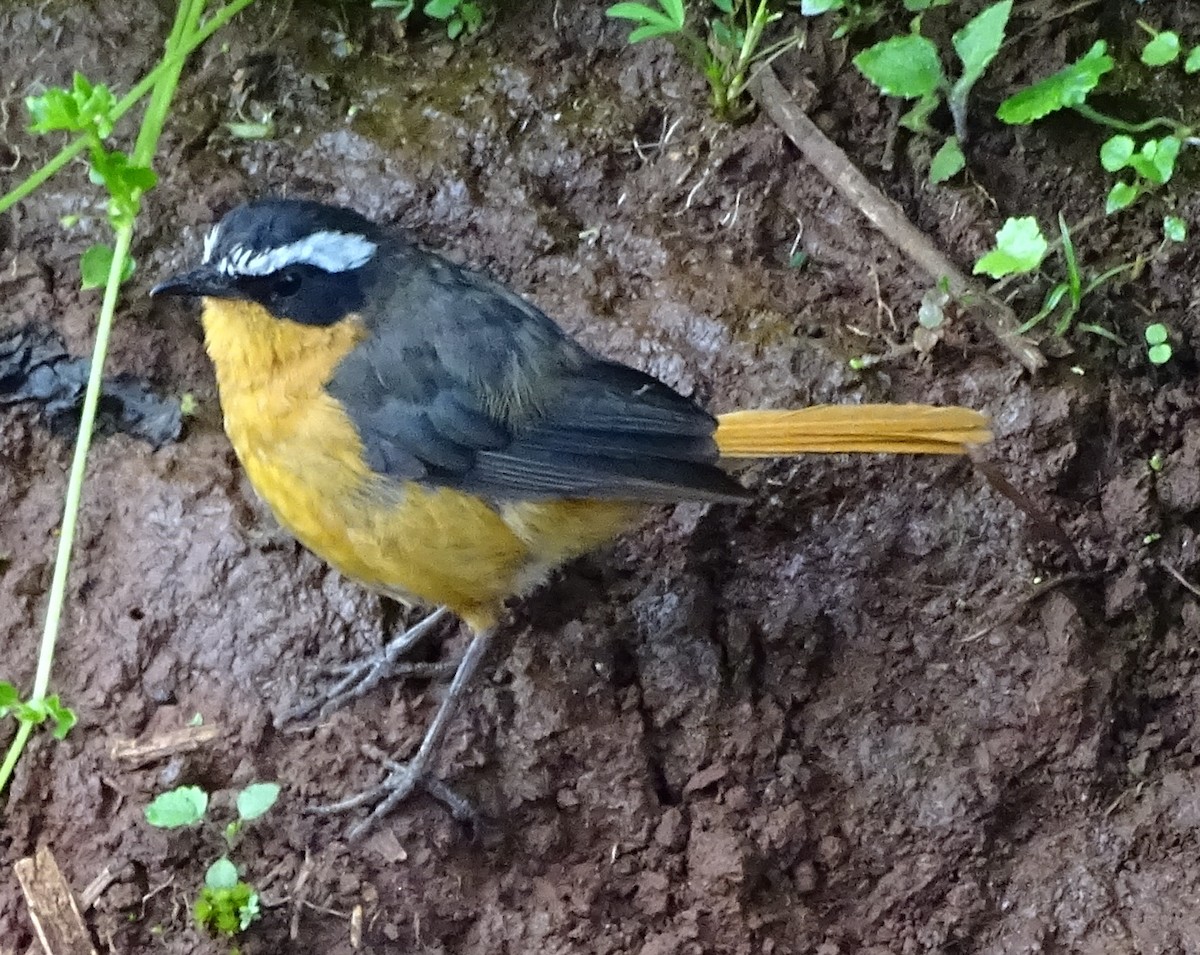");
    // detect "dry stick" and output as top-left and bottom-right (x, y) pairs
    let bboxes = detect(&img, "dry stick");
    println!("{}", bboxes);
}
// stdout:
(108, 724), (224, 765)
(958, 572), (1096, 644)
(1161, 561), (1200, 601)
(750, 66), (1047, 374)
(13, 847), (98, 955)
(21, 867), (118, 955)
